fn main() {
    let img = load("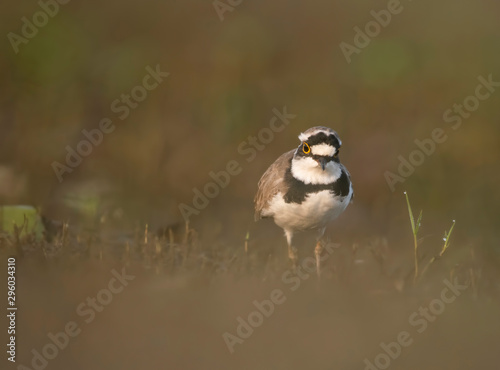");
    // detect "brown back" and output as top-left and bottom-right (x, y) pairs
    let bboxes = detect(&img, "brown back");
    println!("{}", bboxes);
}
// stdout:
(254, 149), (294, 221)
